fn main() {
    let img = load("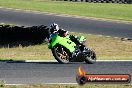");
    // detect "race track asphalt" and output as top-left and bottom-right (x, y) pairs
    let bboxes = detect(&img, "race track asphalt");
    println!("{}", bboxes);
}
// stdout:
(0, 8), (132, 38)
(0, 61), (131, 84)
